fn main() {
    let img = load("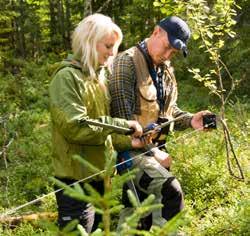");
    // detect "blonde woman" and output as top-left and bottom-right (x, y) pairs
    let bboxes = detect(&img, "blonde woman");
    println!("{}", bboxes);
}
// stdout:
(49, 13), (145, 232)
